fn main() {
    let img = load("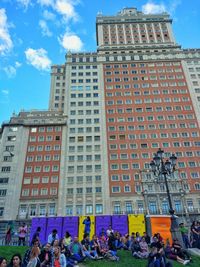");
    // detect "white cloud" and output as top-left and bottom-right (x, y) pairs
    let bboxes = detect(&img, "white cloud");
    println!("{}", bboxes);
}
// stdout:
(0, 8), (13, 55)
(1, 89), (9, 95)
(39, 20), (52, 37)
(55, 0), (78, 21)
(25, 48), (51, 71)
(38, 0), (79, 21)
(4, 66), (17, 78)
(169, 0), (182, 14)
(15, 61), (22, 68)
(37, 0), (54, 6)
(59, 32), (83, 52)
(3, 61), (22, 78)
(43, 10), (56, 20)
(16, 0), (32, 9)
(142, 2), (166, 14)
